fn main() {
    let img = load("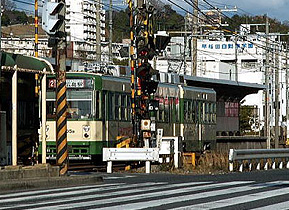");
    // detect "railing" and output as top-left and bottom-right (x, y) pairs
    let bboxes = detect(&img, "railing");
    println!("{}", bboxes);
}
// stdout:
(229, 148), (289, 172)
(103, 148), (159, 173)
